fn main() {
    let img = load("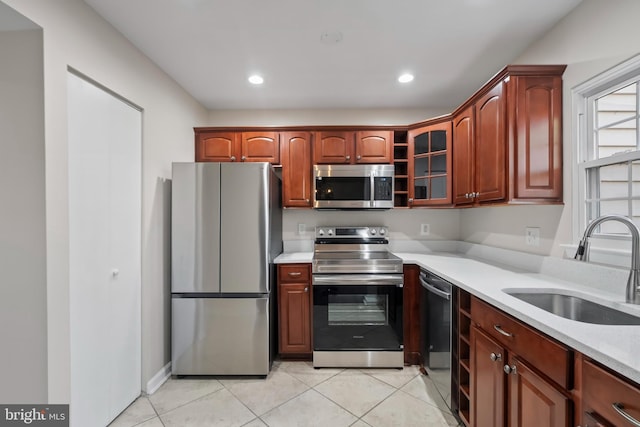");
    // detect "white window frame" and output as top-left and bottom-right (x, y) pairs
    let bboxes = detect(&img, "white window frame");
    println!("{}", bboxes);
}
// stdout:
(573, 54), (640, 261)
